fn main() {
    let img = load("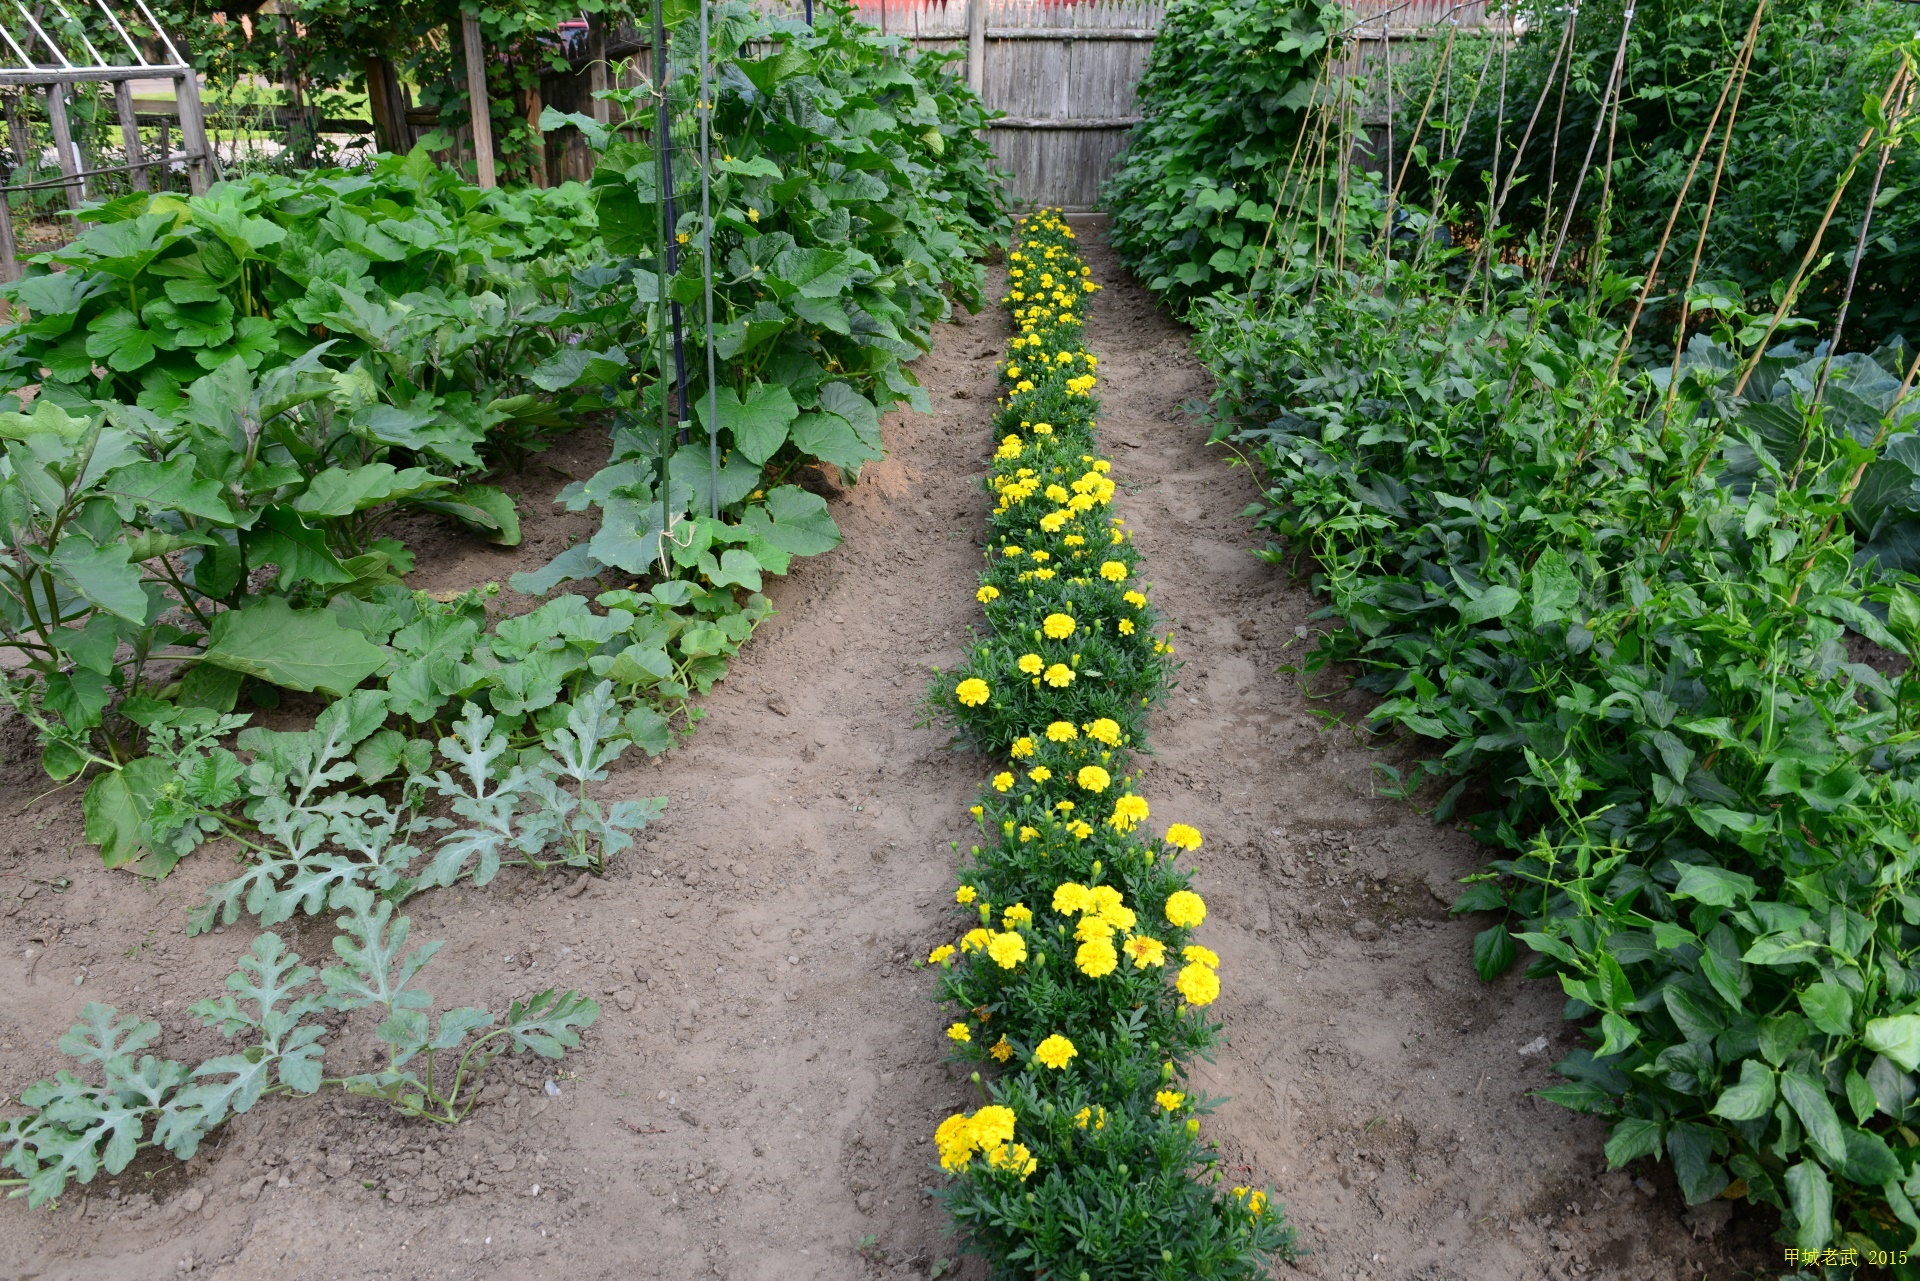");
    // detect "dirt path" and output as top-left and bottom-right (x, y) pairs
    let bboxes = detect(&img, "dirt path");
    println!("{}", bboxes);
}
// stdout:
(0, 221), (1773, 1281)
